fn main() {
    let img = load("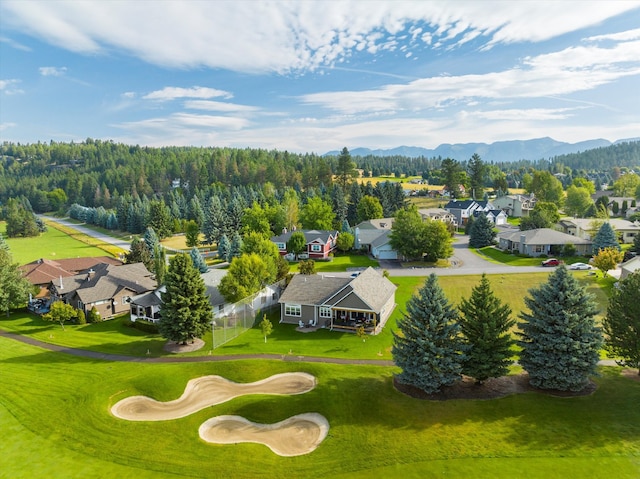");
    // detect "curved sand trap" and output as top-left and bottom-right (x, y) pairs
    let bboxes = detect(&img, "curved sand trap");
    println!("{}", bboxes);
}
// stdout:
(111, 372), (316, 421)
(199, 413), (329, 457)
